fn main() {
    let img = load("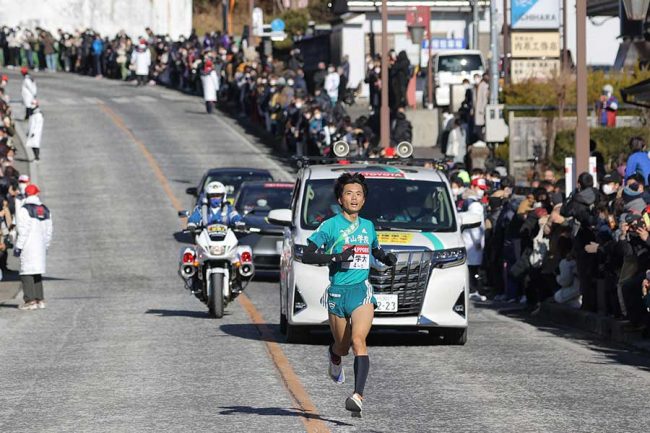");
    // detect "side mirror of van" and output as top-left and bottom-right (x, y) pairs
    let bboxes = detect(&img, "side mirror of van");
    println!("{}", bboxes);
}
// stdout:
(268, 209), (293, 227)
(459, 211), (482, 231)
